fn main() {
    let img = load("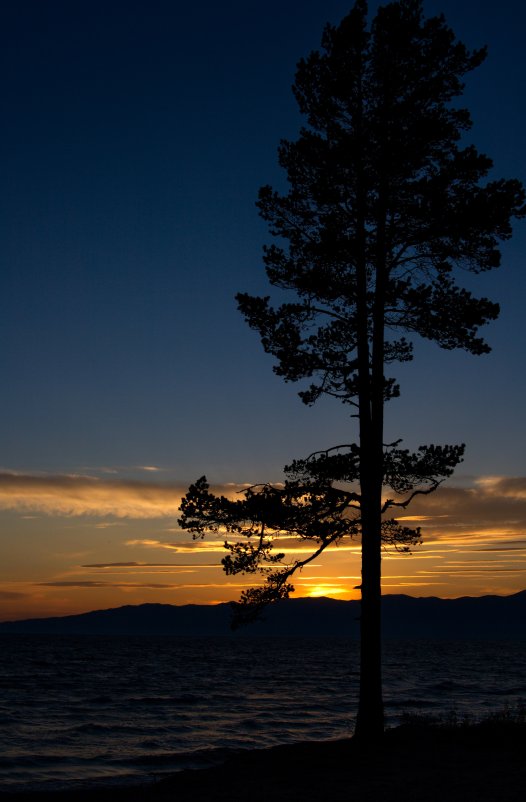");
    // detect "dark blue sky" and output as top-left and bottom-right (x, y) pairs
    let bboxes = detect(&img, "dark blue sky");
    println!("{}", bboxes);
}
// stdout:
(2, 0), (526, 484)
